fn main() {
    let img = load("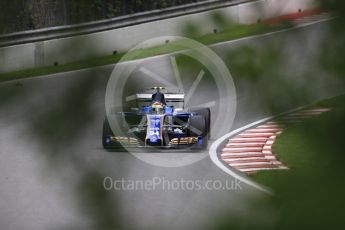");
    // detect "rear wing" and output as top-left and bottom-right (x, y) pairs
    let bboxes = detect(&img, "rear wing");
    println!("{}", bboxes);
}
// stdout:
(135, 93), (185, 102)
